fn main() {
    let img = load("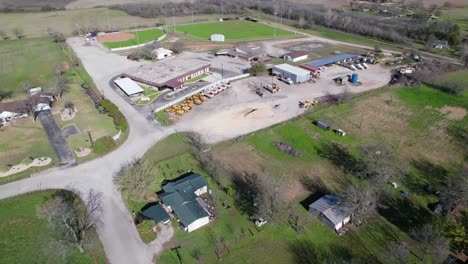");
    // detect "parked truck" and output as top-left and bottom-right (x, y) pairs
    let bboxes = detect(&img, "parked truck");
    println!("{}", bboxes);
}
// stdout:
(263, 83), (281, 93)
